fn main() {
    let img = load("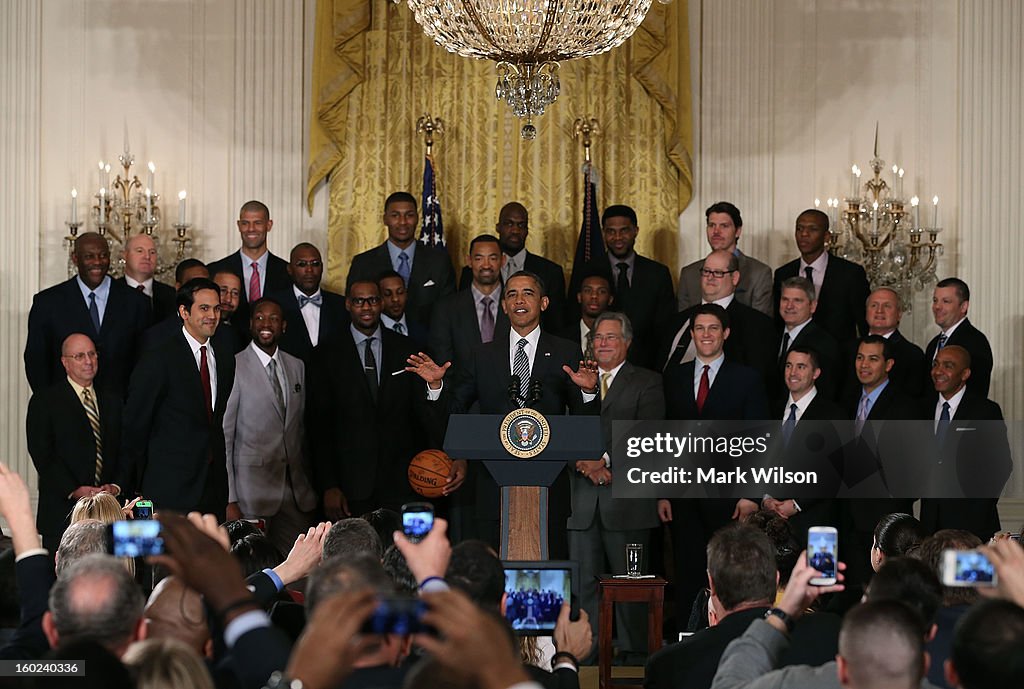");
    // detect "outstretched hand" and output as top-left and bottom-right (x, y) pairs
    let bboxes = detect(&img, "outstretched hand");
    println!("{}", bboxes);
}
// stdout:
(406, 353), (451, 389)
(564, 359), (599, 393)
